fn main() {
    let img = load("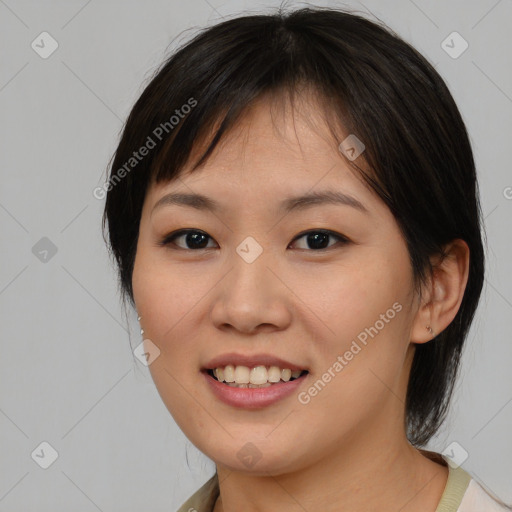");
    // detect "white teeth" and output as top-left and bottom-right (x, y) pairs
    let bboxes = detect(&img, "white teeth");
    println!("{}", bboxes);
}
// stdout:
(249, 366), (268, 385)
(281, 369), (292, 382)
(211, 364), (306, 385)
(267, 366), (281, 382)
(234, 366), (250, 384)
(223, 364), (235, 382)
